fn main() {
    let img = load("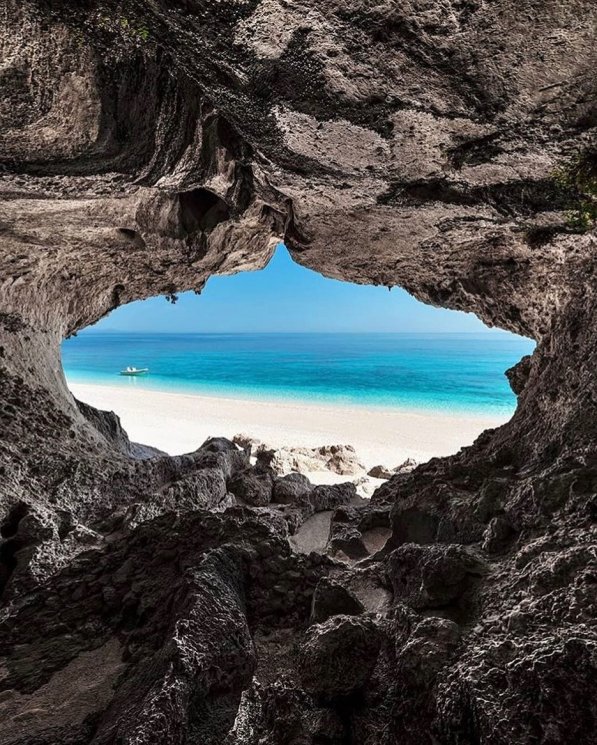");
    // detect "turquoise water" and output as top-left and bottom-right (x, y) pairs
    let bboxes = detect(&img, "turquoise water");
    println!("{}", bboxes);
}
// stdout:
(61, 332), (534, 416)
